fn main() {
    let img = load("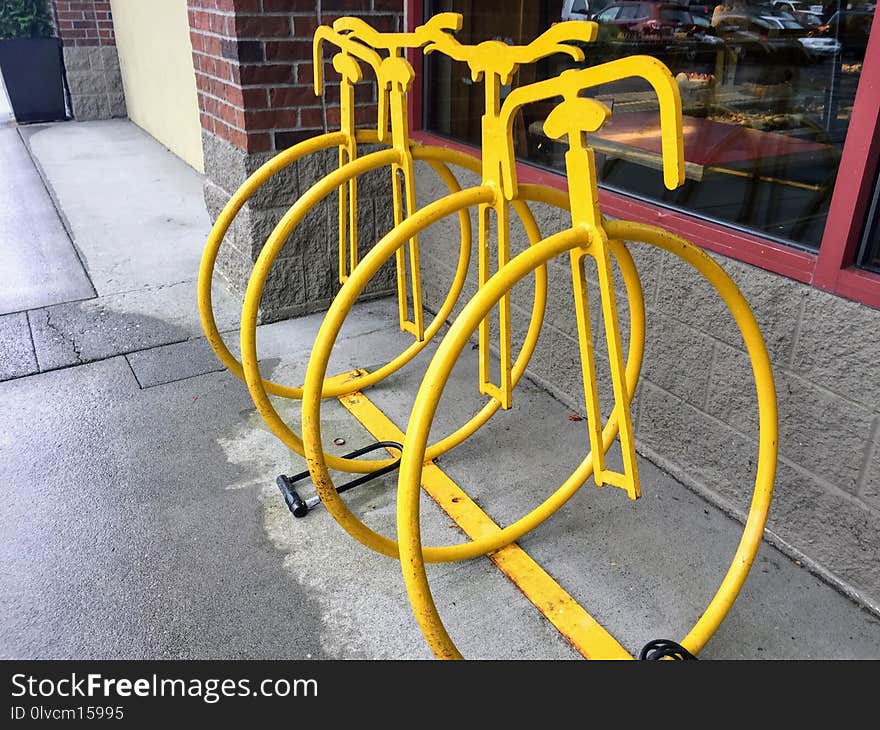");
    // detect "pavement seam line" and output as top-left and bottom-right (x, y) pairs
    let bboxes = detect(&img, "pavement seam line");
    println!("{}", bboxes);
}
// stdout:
(23, 310), (39, 372)
(122, 354), (145, 389)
